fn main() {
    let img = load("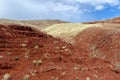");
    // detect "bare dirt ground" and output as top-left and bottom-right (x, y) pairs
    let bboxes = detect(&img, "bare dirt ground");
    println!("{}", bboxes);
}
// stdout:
(0, 17), (120, 80)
